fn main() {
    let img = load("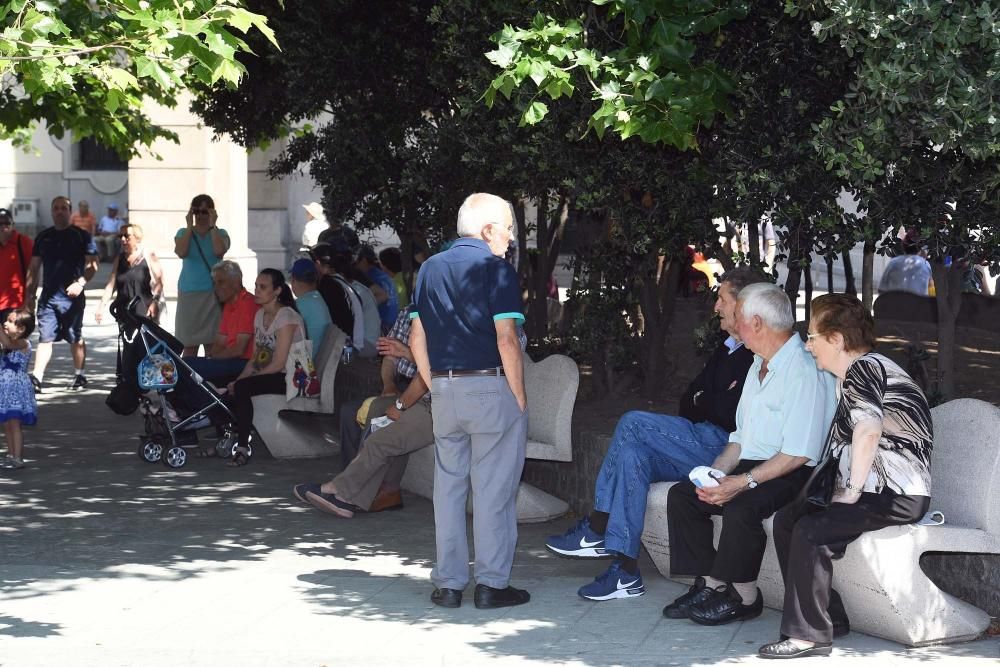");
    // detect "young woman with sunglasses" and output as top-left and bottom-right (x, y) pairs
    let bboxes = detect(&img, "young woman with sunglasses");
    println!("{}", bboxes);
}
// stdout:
(174, 194), (230, 355)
